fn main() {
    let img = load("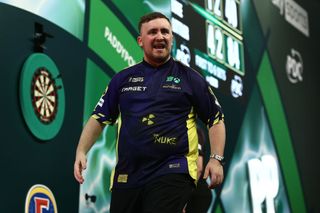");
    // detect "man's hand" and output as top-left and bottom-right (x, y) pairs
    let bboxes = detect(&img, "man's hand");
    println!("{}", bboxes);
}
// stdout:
(73, 118), (105, 184)
(74, 152), (87, 184)
(197, 155), (204, 180)
(203, 158), (224, 189)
